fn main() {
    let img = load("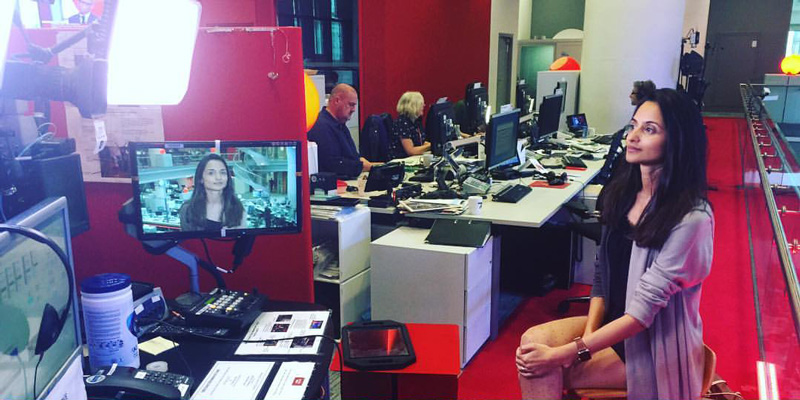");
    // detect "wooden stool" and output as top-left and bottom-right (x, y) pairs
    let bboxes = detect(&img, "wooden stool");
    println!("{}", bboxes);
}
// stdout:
(568, 344), (717, 399)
